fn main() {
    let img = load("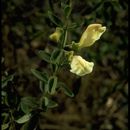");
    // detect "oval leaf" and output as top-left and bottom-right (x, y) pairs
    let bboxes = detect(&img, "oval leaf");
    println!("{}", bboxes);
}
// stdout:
(31, 69), (48, 82)
(37, 50), (51, 63)
(59, 82), (74, 97)
(41, 97), (58, 109)
(2, 123), (9, 130)
(20, 97), (39, 114)
(64, 5), (72, 18)
(47, 99), (58, 108)
(50, 49), (63, 64)
(48, 76), (57, 95)
(21, 114), (39, 130)
(39, 81), (46, 92)
(15, 114), (31, 124)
